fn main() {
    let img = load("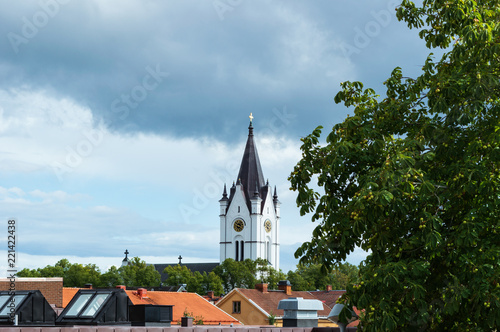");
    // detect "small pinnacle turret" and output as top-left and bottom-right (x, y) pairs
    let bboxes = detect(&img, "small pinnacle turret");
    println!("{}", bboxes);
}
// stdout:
(220, 184), (228, 201)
